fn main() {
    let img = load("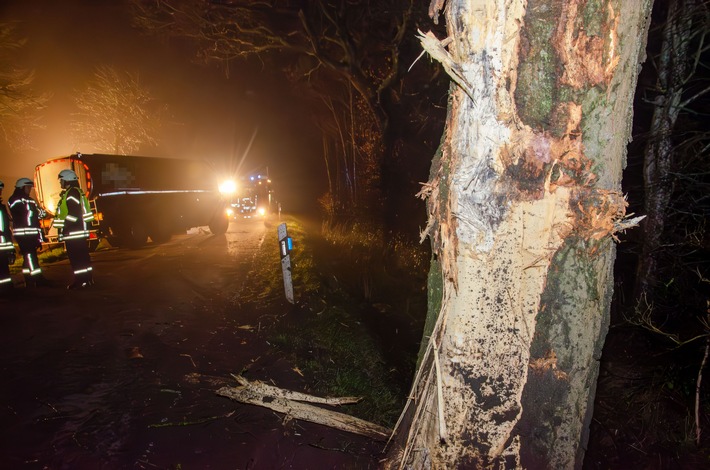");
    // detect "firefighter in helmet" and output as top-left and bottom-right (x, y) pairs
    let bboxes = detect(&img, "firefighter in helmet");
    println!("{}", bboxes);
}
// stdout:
(0, 180), (16, 294)
(9, 178), (49, 287)
(54, 169), (95, 289)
